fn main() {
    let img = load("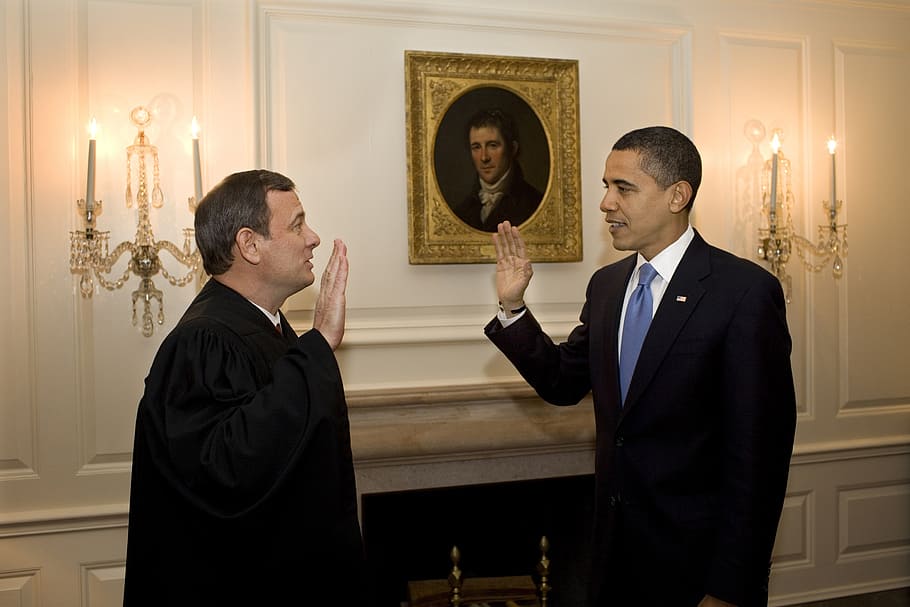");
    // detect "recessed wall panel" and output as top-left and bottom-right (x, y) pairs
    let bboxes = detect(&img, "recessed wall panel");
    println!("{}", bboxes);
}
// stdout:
(773, 491), (812, 566)
(841, 44), (910, 411)
(0, 571), (38, 606)
(838, 482), (910, 558)
(80, 0), (201, 470)
(0, 0), (35, 477)
(721, 33), (808, 415)
(83, 563), (125, 607)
